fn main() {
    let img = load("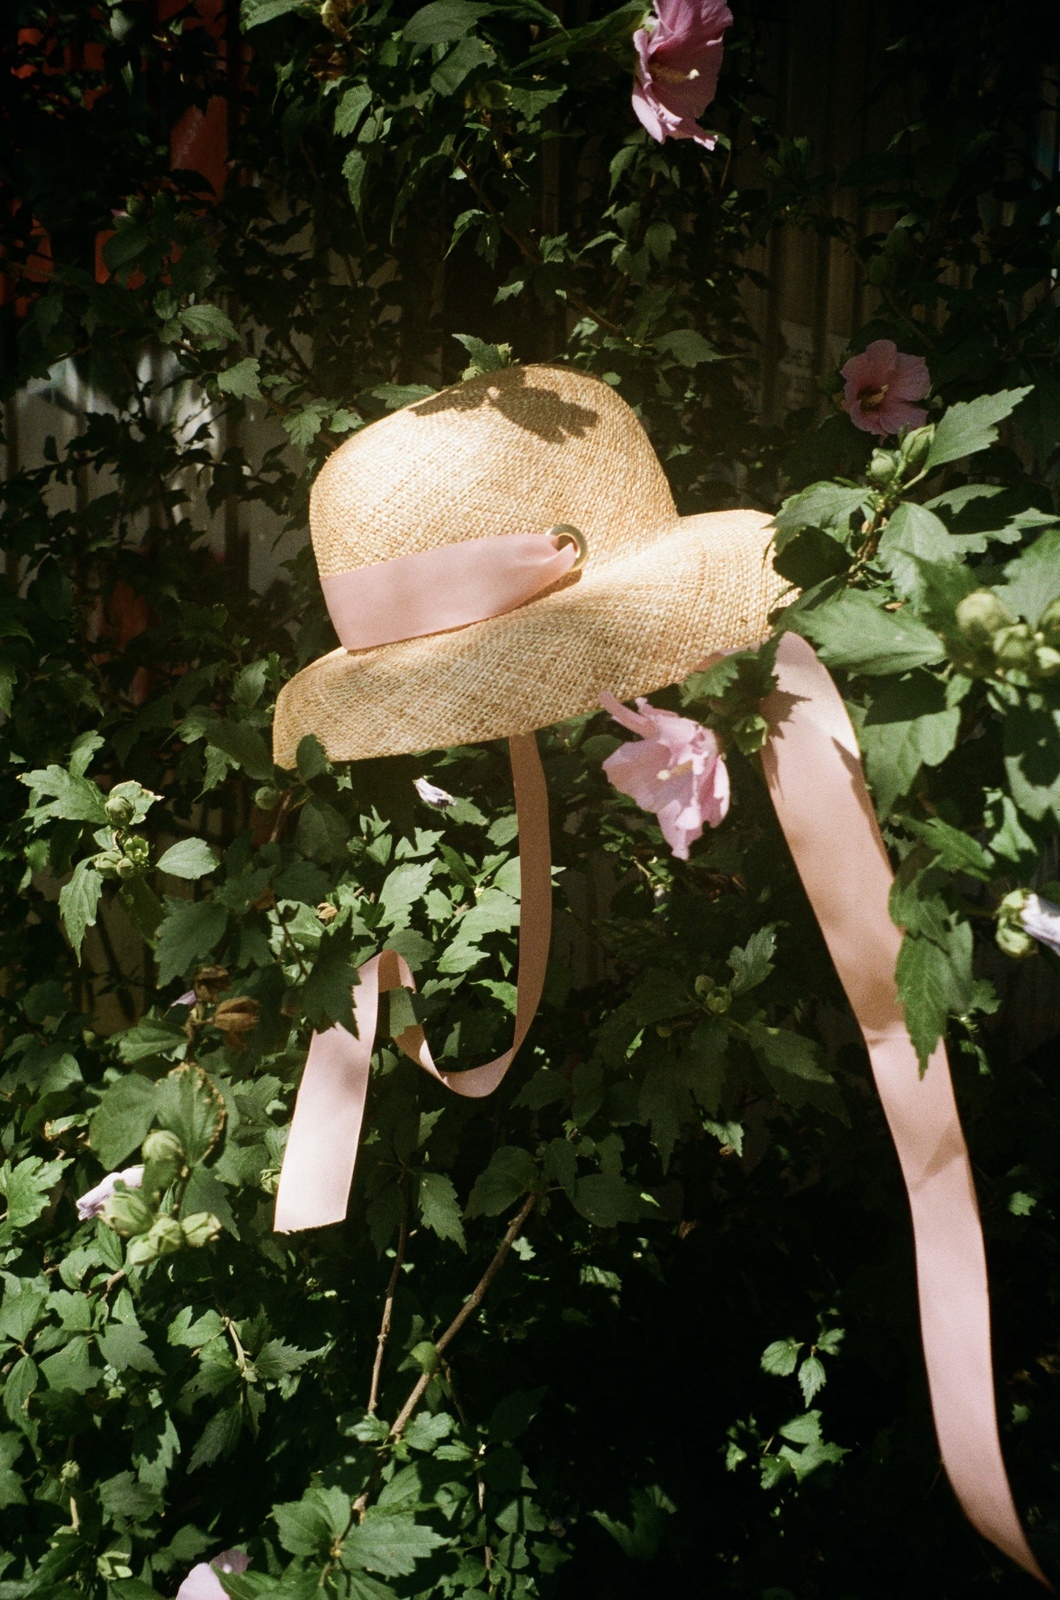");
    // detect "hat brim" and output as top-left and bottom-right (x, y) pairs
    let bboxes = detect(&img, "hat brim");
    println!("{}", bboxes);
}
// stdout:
(273, 509), (784, 766)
